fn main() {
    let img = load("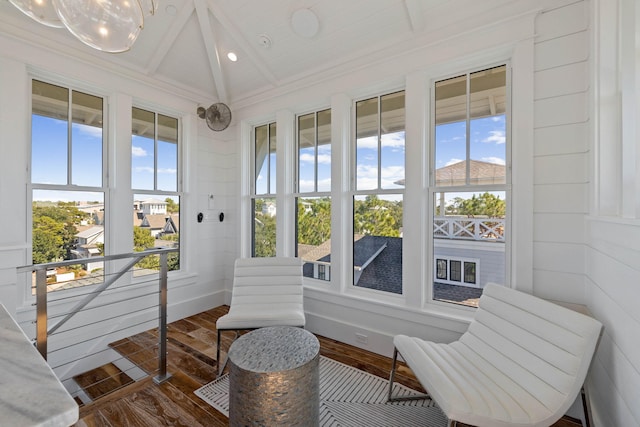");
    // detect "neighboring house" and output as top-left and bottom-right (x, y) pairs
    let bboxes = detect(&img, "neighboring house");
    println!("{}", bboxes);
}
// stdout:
(92, 211), (105, 225)
(161, 214), (180, 235)
(140, 214), (170, 237)
(138, 199), (168, 216)
(71, 225), (104, 272)
(133, 211), (144, 227)
(261, 202), (276, 217)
